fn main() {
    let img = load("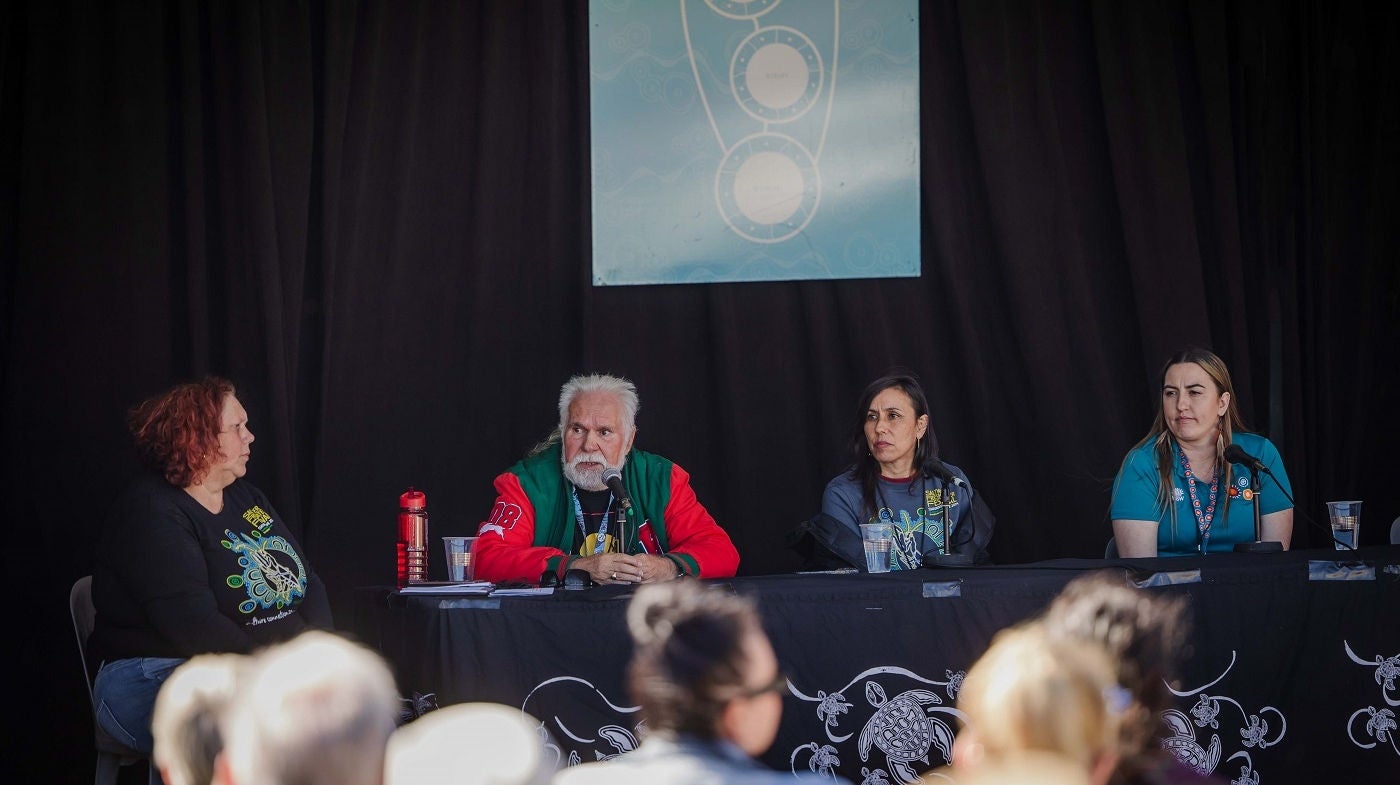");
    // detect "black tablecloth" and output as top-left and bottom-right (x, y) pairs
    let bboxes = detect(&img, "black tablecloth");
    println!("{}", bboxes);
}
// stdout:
(346, 547), (1400, 782)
